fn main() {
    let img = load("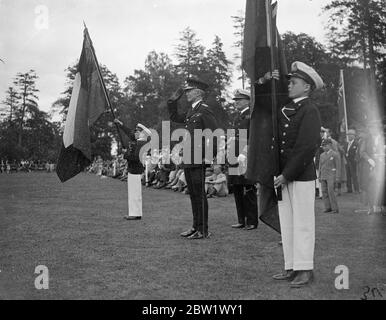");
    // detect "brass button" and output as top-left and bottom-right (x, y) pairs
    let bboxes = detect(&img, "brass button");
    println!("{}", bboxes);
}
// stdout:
(282, 141), (285, 145)
(281, 150), (284, 153)
(283, 132), (287, 136)
(285, 124), (289, 128)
